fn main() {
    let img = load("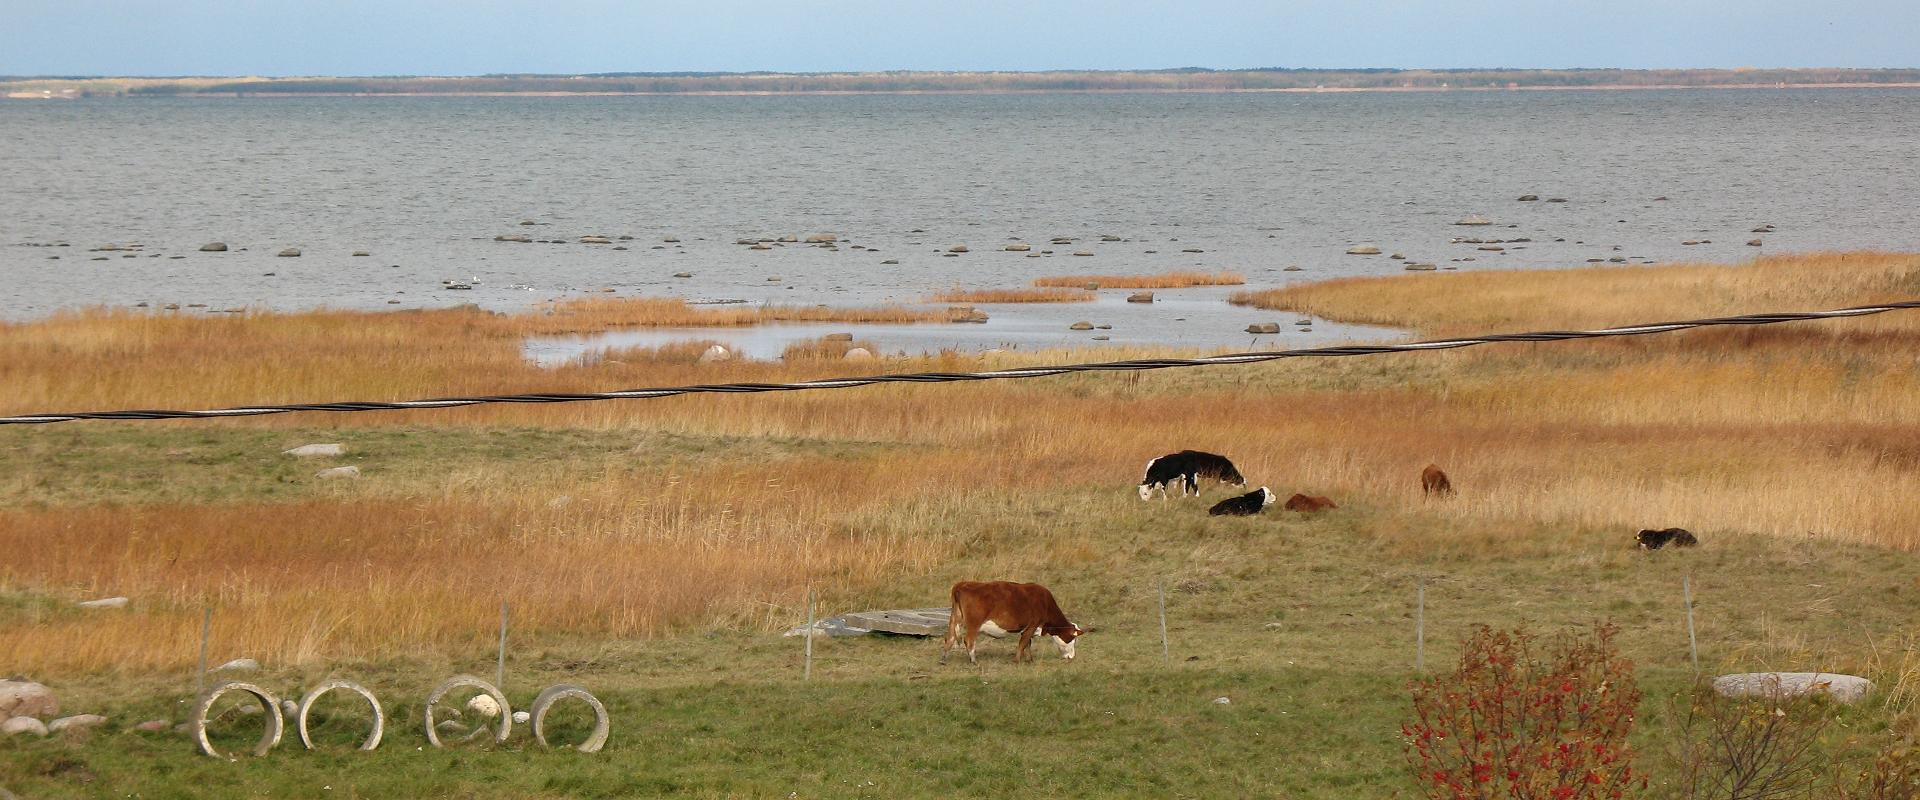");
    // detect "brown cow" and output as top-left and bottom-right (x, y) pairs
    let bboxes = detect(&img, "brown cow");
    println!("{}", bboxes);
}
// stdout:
(941, 581), (1084, 664)
(1421, 464), (1454, 497)
(1283, 493), (1337, 512)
